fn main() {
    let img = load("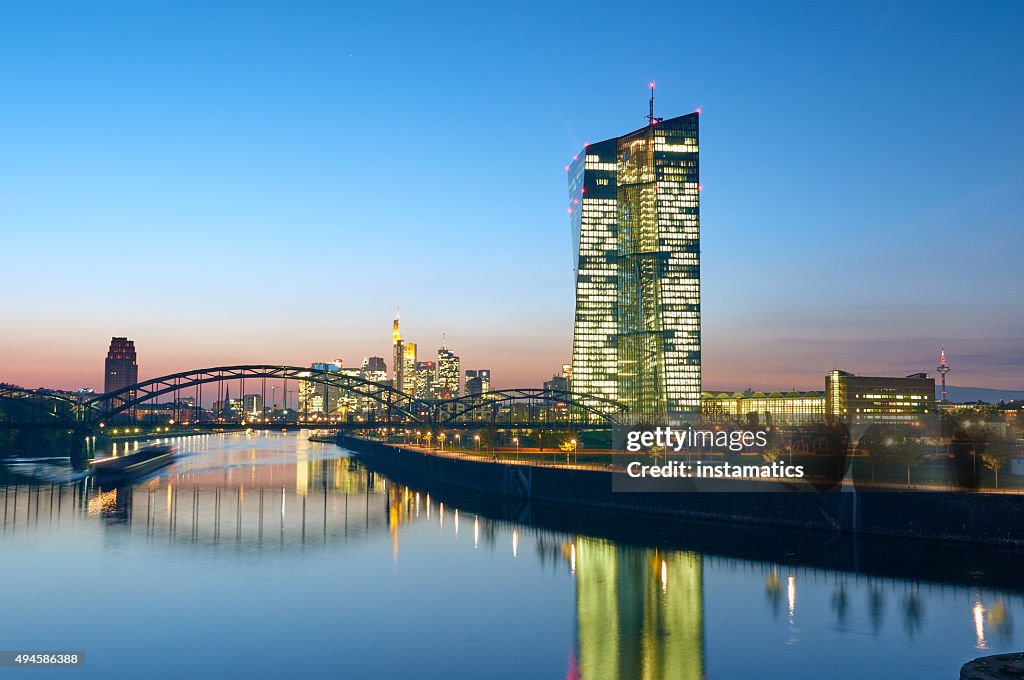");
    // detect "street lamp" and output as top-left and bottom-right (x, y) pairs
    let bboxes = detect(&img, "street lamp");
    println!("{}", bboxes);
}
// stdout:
(571, 439), (577, 464)
(475, 434), (480, 451)
(455, 434), (461, 450)
(438, 432), (446, 451)
(513, 437), (519, 455)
